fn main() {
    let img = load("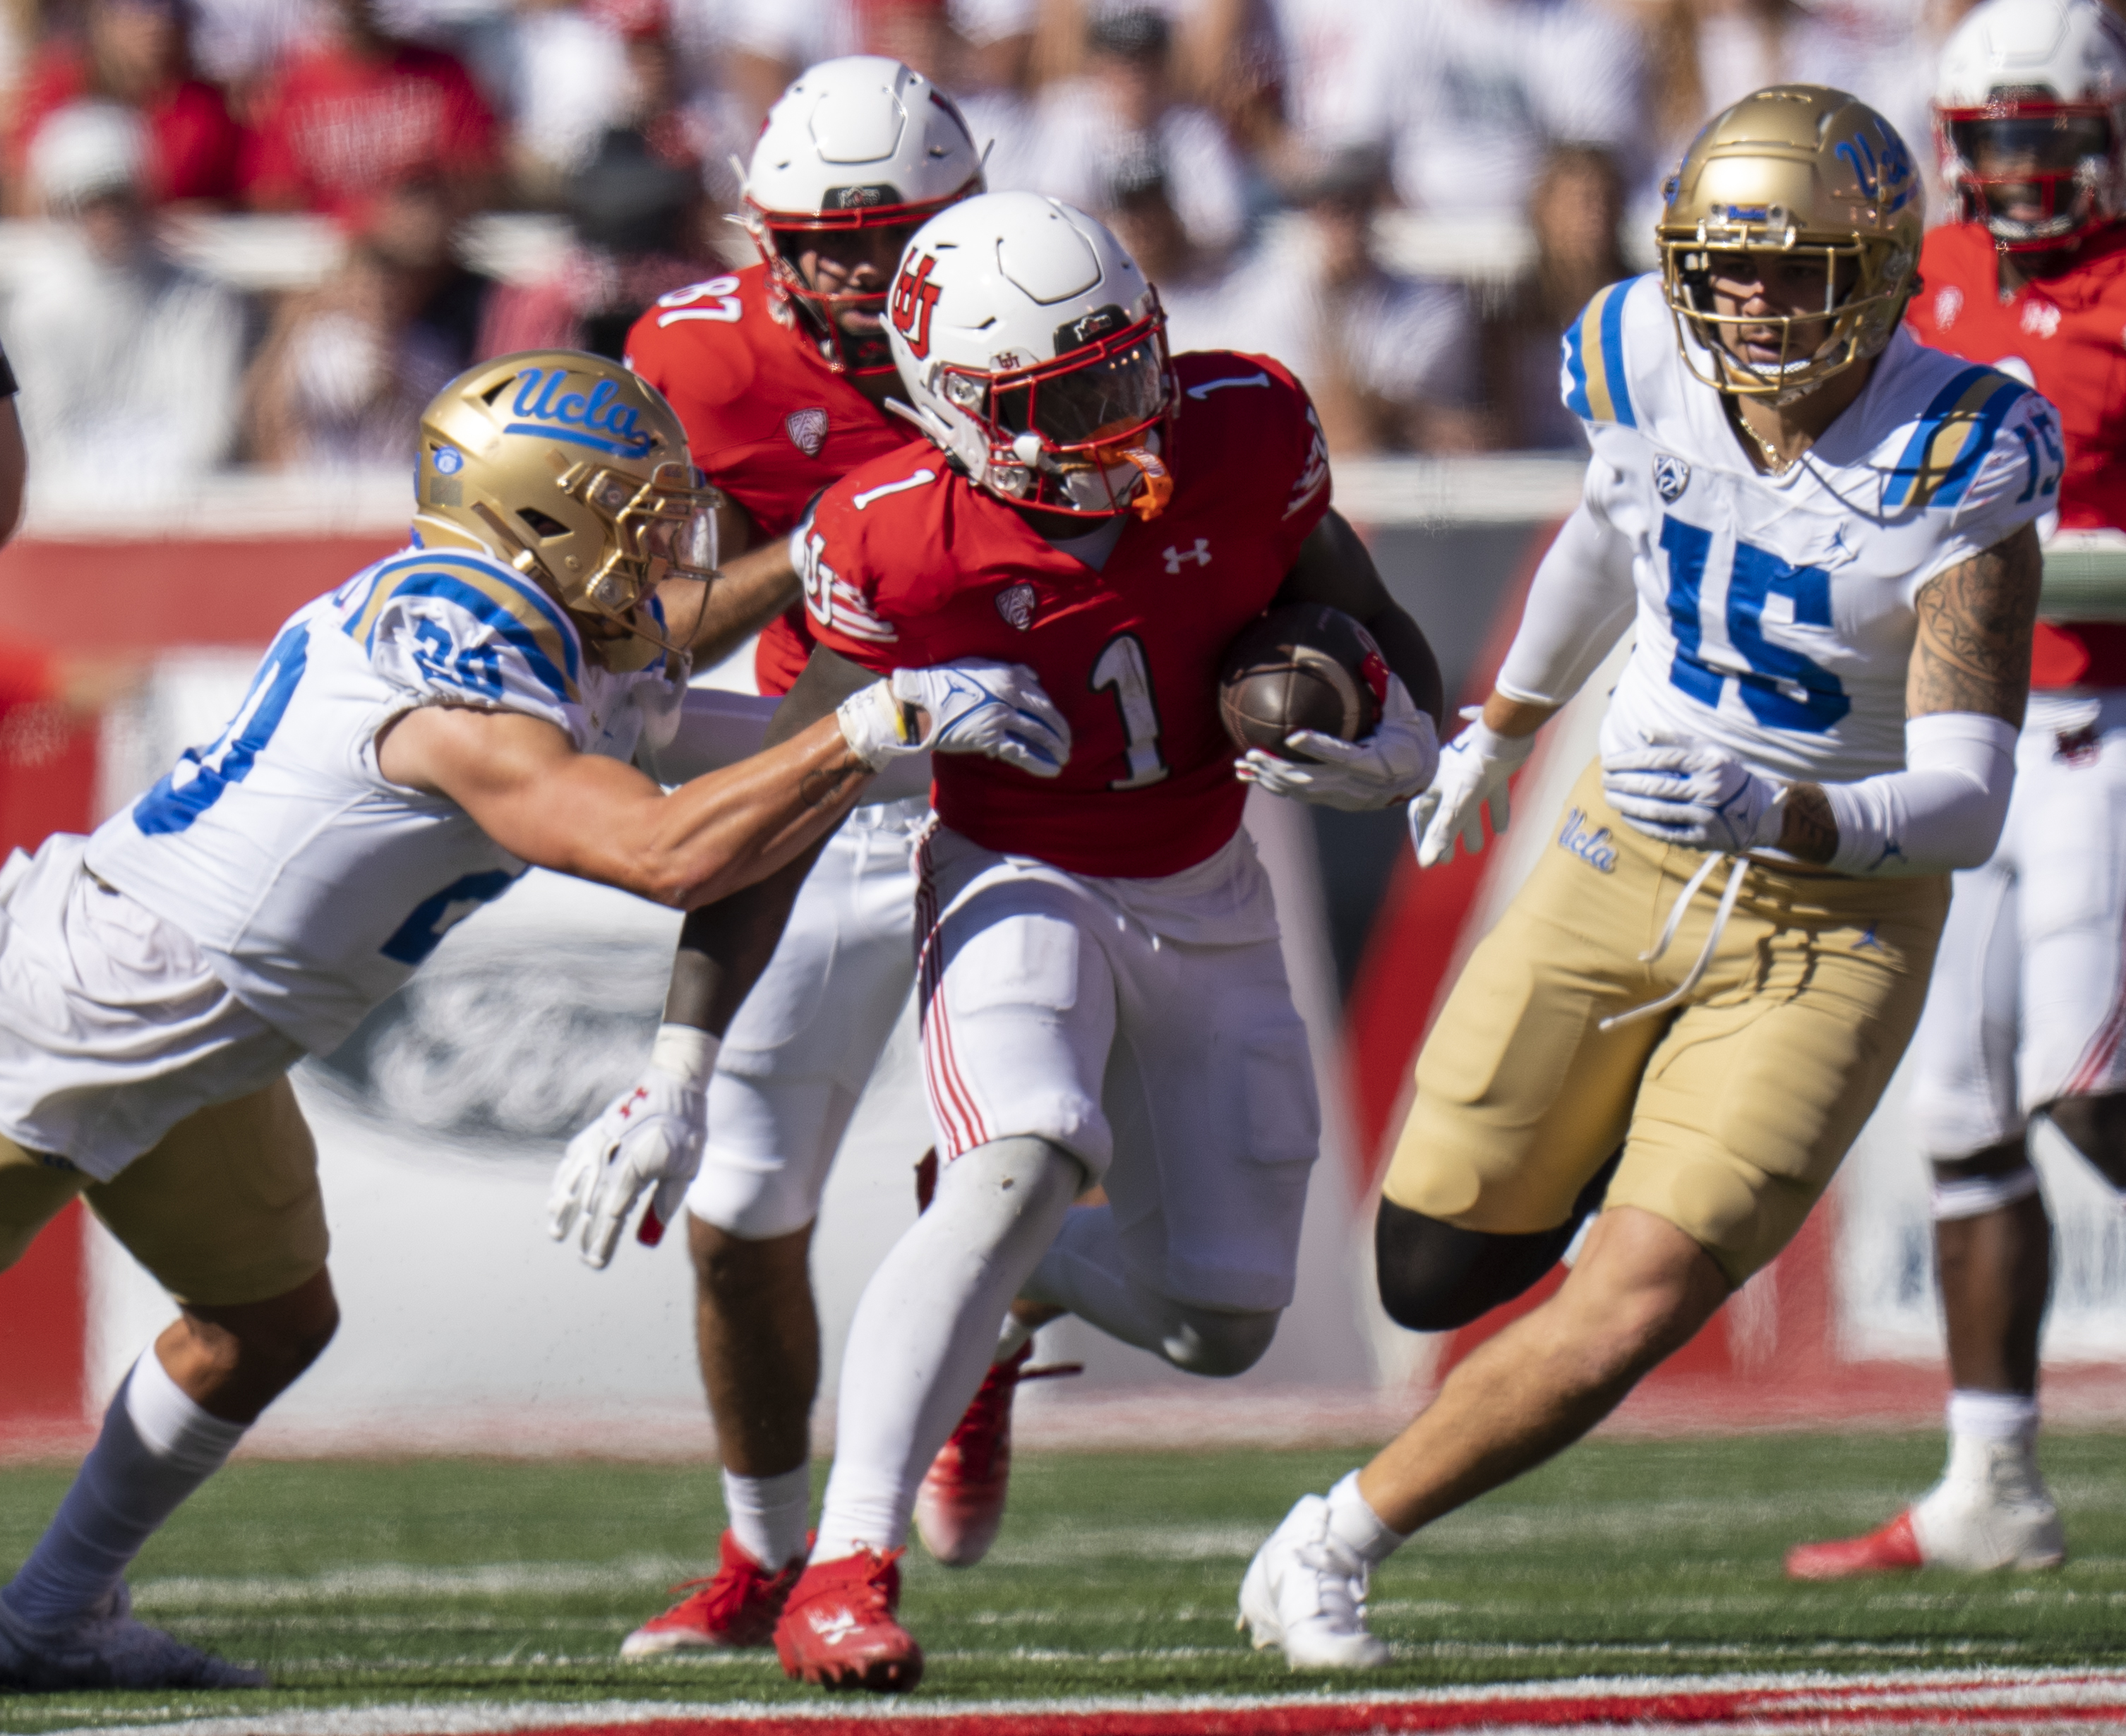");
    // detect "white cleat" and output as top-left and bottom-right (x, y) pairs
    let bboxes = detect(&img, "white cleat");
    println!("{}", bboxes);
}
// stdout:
(1237, 1494), (1391, 1669)
(1909, 1440), (2066, 1573)
(0, 1584), (266, 1692)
